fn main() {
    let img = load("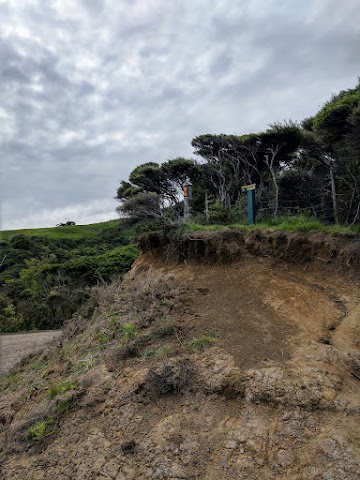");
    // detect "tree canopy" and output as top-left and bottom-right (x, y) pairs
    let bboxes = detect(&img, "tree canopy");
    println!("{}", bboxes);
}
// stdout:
(116, 80), (360, 226)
